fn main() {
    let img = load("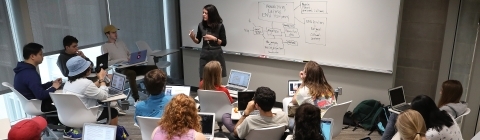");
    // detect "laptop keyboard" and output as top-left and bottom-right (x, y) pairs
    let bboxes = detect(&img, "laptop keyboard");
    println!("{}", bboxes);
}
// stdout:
(241, 110), (260, 115)
(227, 86), (242, 91)
(394, 104), (411, 111)
(108, 89), (123, 97)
